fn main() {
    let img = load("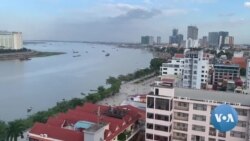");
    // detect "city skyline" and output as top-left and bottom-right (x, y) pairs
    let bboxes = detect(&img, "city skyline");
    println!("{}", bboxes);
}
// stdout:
(0, 0), (249, 43)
